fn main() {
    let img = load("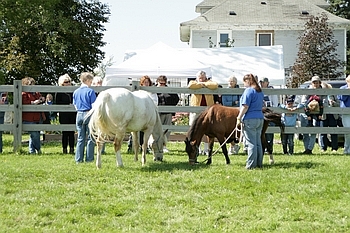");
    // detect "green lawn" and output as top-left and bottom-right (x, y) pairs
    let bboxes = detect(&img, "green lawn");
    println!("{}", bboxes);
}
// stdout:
(0, 134), (349, 232)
